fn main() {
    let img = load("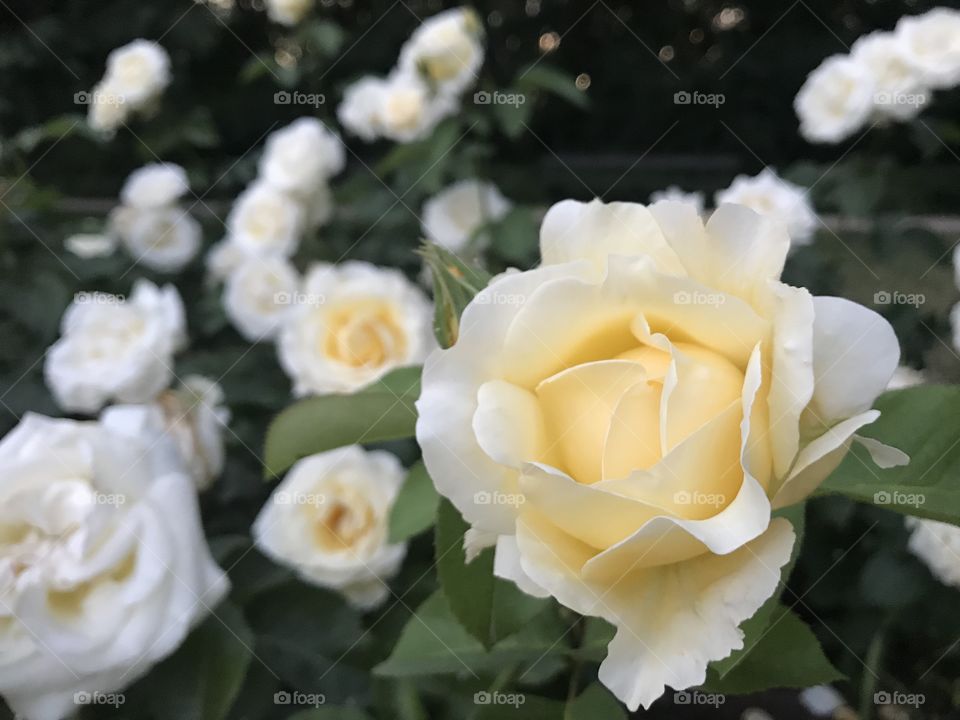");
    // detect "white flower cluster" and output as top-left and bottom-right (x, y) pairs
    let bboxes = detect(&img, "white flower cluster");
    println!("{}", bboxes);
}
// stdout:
(87, 39), (171, 133)
(649, 168), (817, 246)
(795, 7), (960, 144)
(338, 7), (484, 143)
(105, 163), (202, 272)
(207, 117), (344, 342)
